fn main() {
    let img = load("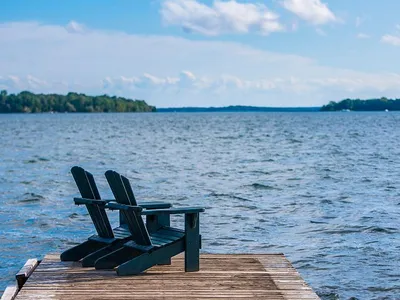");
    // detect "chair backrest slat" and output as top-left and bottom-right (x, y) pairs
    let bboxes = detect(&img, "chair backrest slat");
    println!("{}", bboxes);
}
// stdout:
(105, 170), (152, 246)
(105, 171), (130, 204)
(85, 172), (101, 200)
(71, 166), (114, 239)
(105, 170), (129, 225)
(121, 175), (138, 206)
